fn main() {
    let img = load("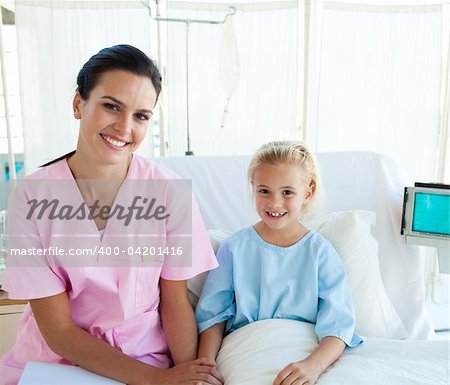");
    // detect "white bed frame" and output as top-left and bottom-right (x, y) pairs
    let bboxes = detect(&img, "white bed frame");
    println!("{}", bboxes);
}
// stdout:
(153, 151), (448, 385)
(15, 151), (448, 385)
(154, 151), (434, 339)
